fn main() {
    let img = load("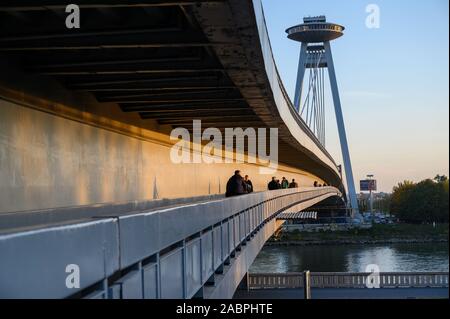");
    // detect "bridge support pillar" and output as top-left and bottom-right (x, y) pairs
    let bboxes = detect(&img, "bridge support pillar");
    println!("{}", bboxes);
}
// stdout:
(323, 41), (360, 219)
(237, 273), (250, 292)
(294, 42), (308, 110)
